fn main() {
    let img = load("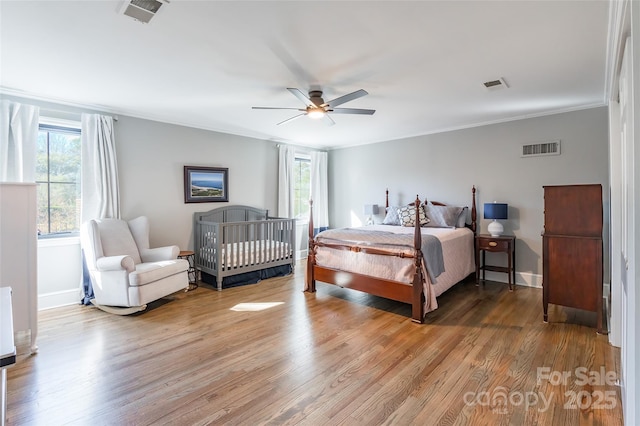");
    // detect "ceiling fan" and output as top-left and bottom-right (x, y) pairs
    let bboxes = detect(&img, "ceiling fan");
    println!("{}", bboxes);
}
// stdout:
(252, 88), (375, 126)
